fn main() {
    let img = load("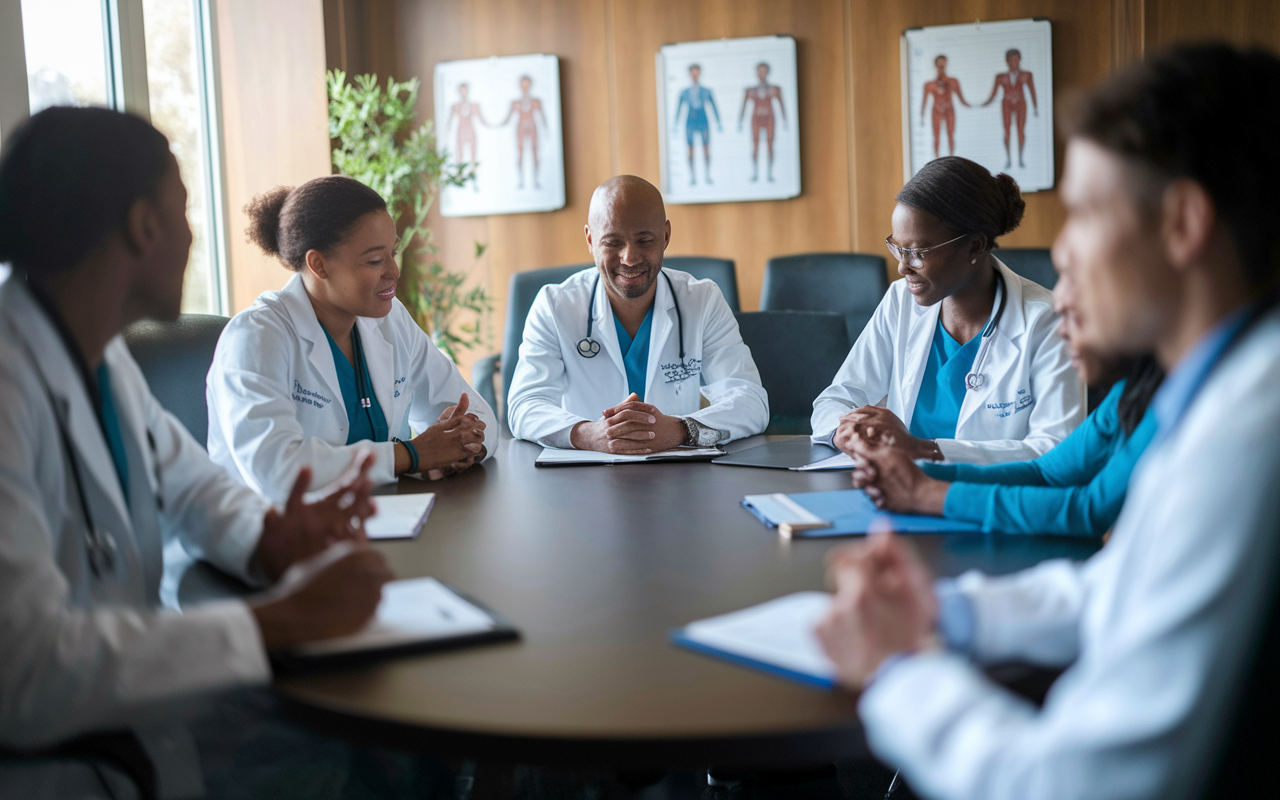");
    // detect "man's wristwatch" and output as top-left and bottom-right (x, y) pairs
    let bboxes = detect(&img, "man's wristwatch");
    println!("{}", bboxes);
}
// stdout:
(681, 417), (726, 447)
